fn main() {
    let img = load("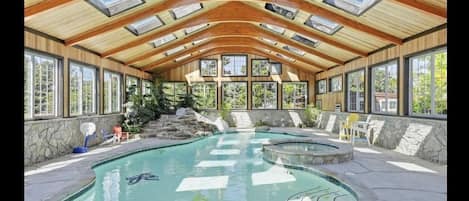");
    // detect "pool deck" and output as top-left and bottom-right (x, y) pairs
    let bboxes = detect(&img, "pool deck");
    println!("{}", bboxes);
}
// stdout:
(24, 128), (446, 201)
